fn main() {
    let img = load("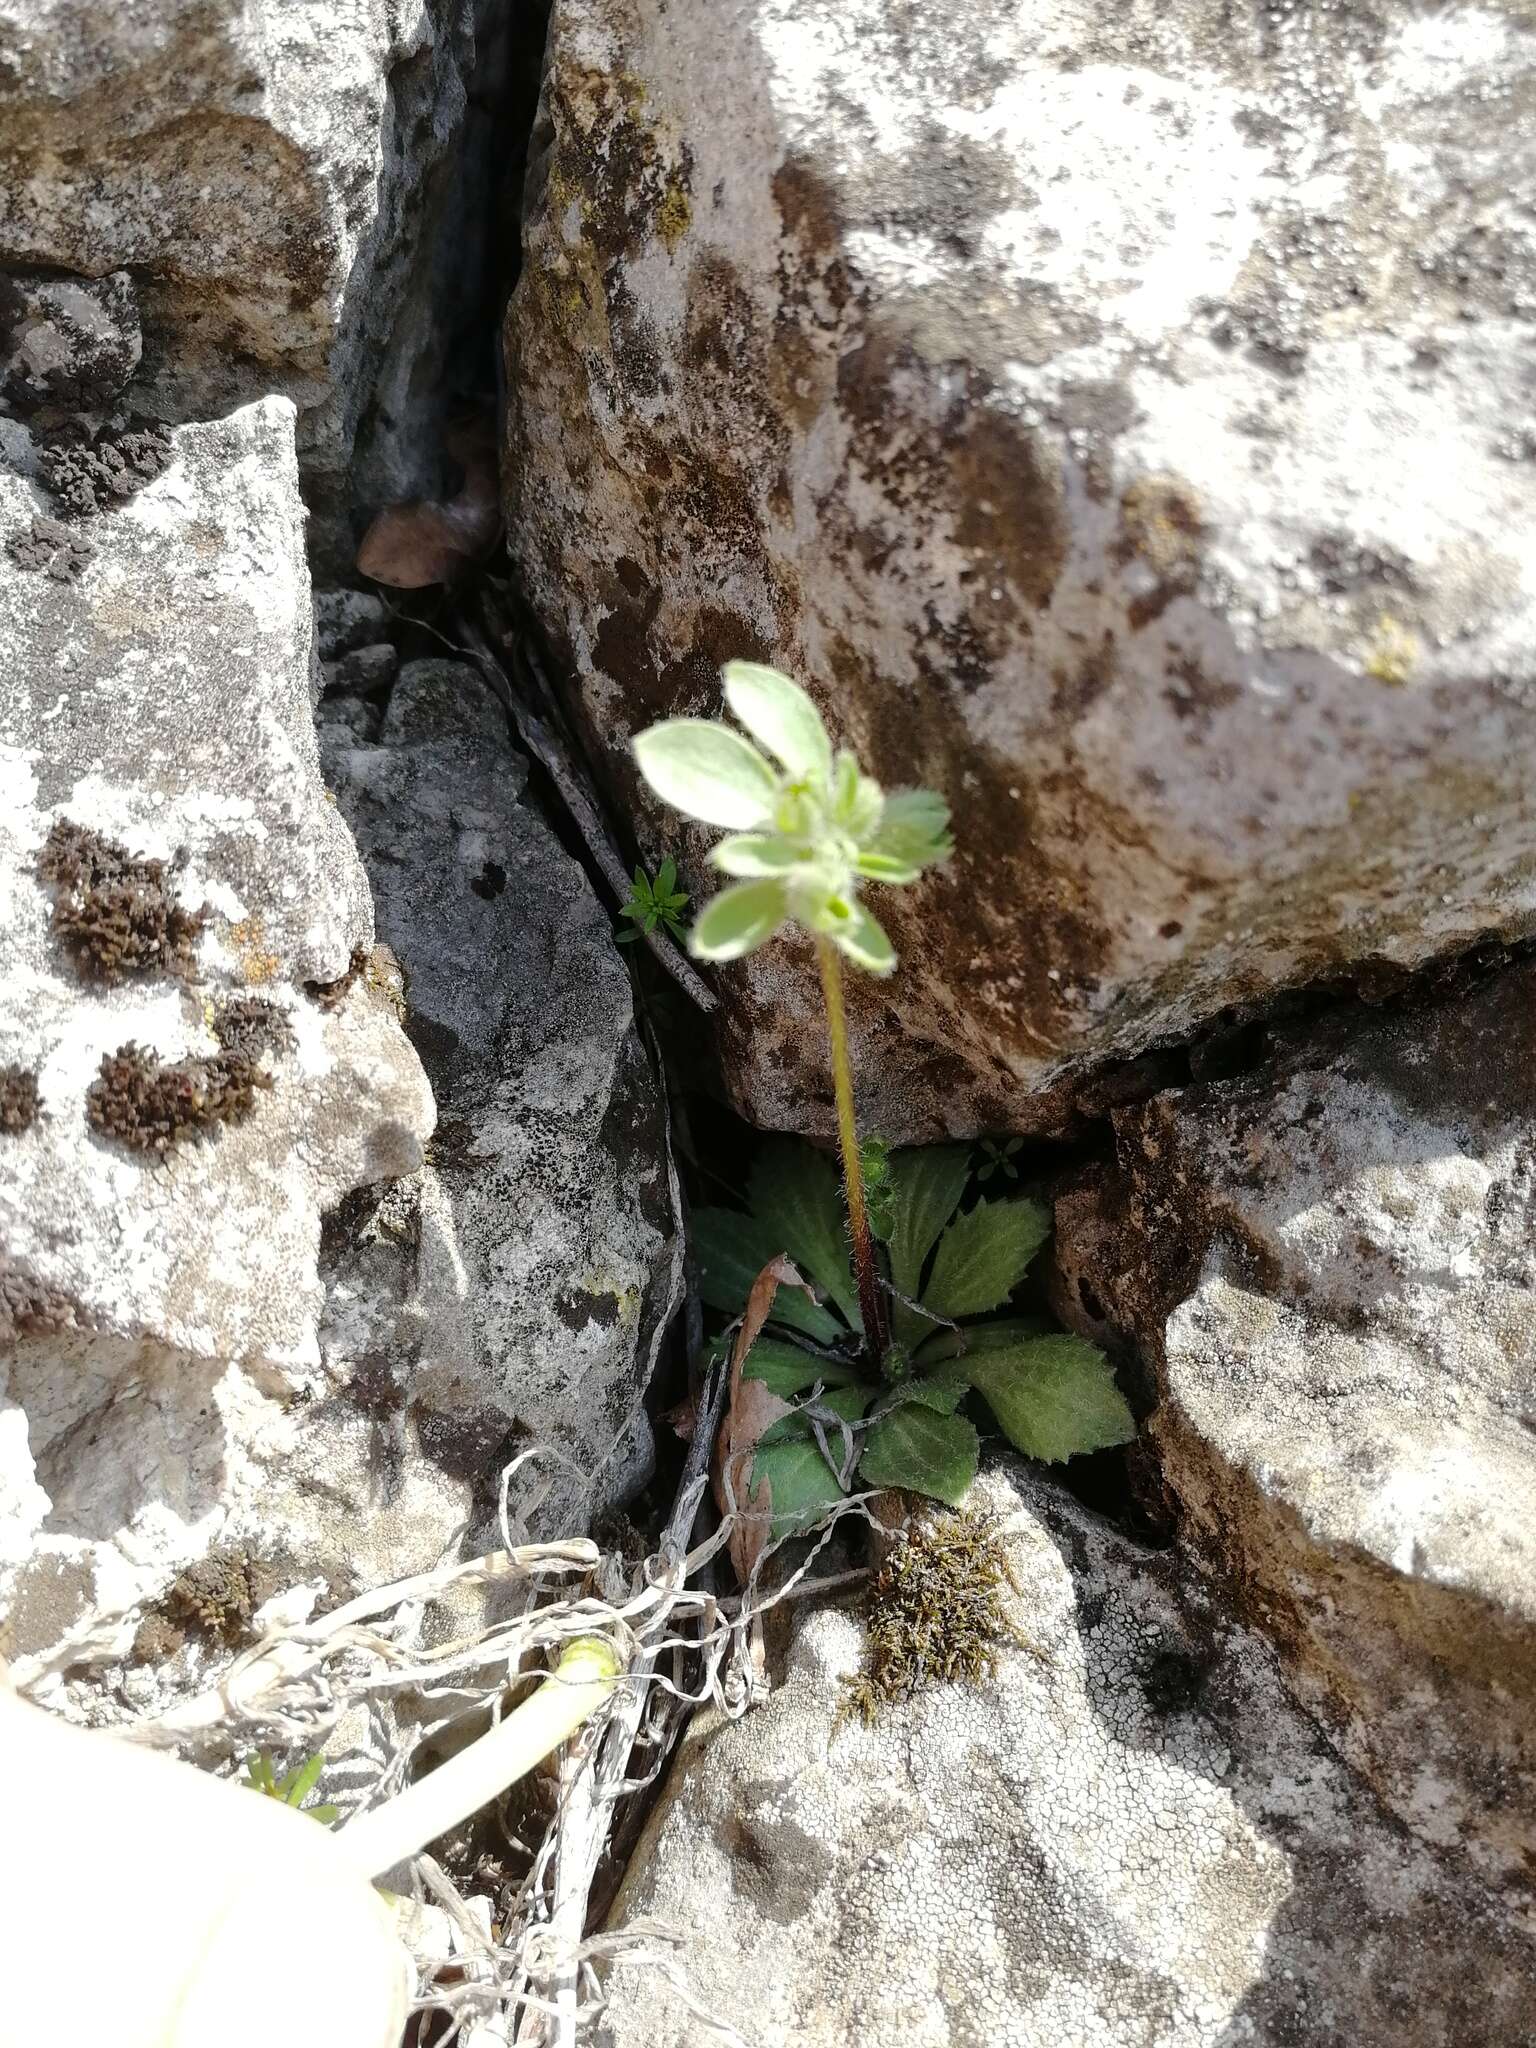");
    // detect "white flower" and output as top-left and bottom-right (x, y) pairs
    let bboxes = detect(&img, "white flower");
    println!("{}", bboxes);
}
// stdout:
(632, 662), (951, 975)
